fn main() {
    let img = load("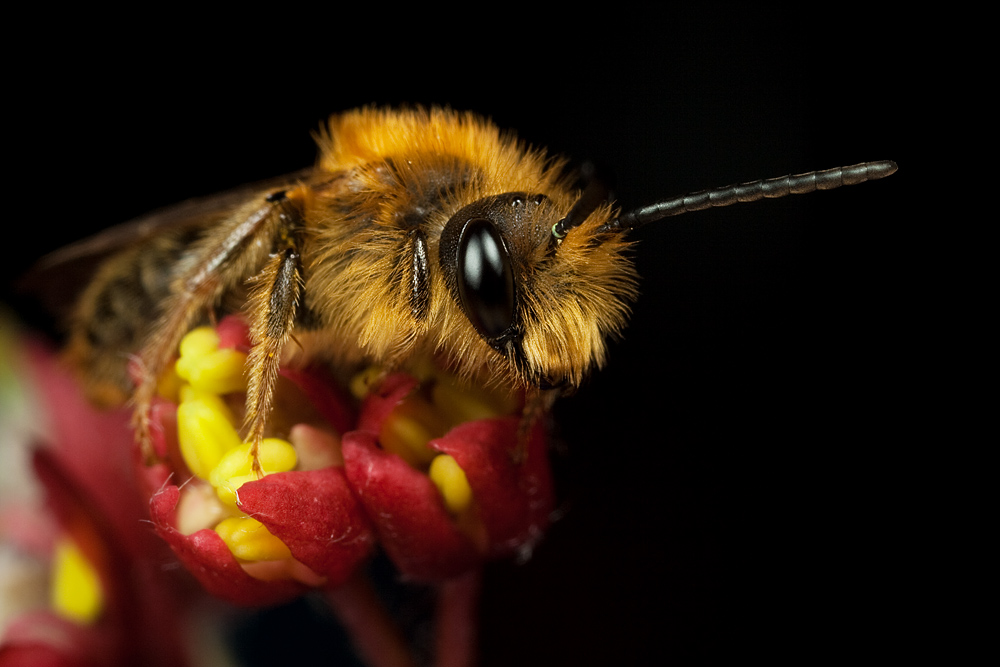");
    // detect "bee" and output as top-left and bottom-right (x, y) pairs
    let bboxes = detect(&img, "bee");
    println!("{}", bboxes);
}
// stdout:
(41, 107), (895, 473)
